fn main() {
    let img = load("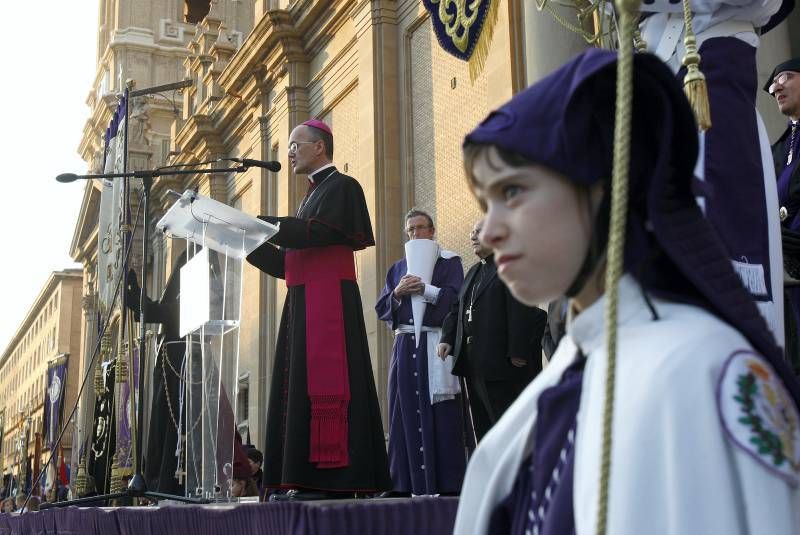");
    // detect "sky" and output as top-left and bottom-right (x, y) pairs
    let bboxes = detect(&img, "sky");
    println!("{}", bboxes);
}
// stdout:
(0, 3), (100, 354)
